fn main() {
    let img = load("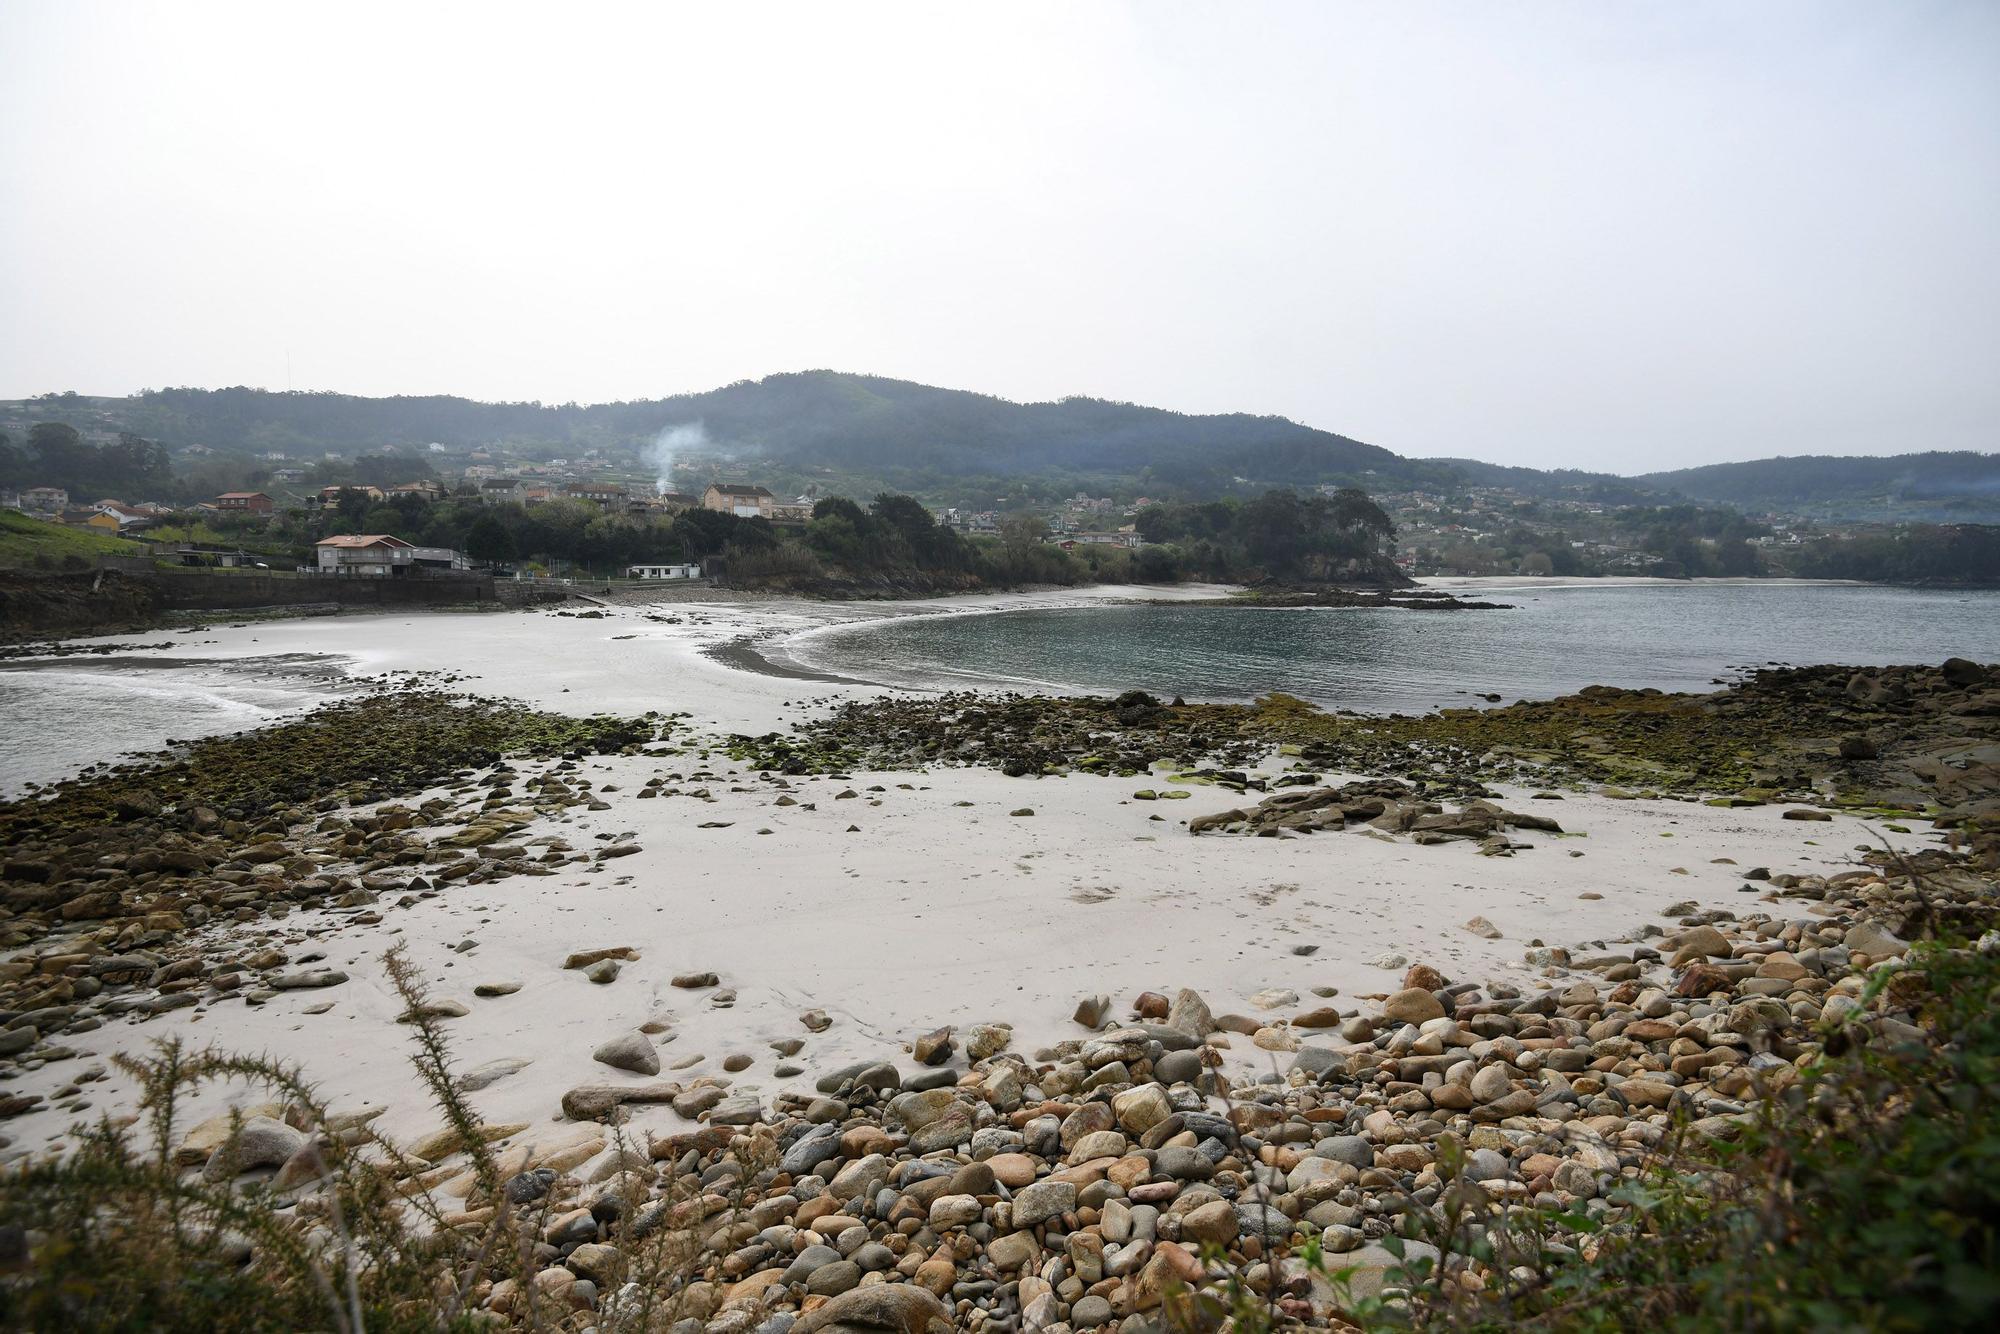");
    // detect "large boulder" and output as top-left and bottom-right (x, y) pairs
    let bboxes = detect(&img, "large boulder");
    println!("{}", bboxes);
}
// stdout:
(1165, 988), (1215, 1039)
(792, 1283), (953, 1333)
(1380, 988), (1445, 1025)
(592, 1032), (660, 1076)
